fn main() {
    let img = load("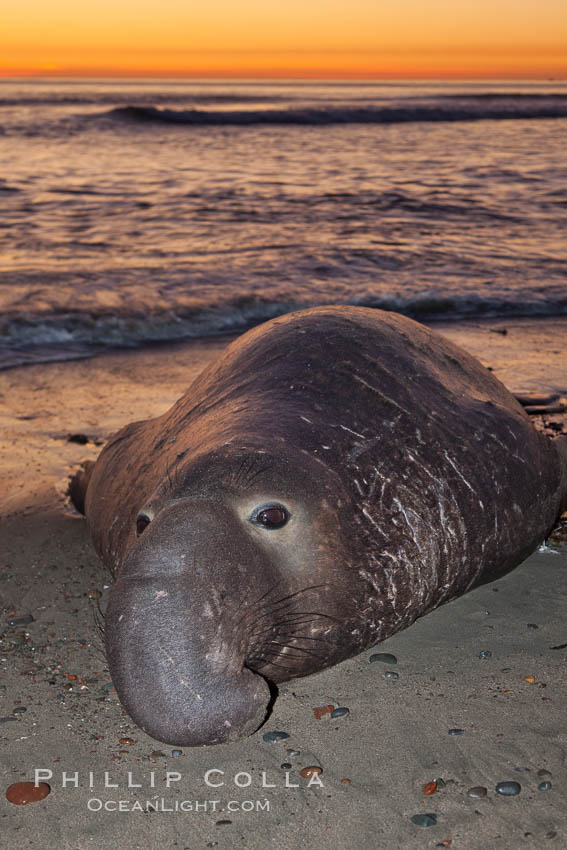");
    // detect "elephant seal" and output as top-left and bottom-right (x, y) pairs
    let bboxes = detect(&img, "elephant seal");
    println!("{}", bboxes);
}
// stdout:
(79, 306), (567, 746)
